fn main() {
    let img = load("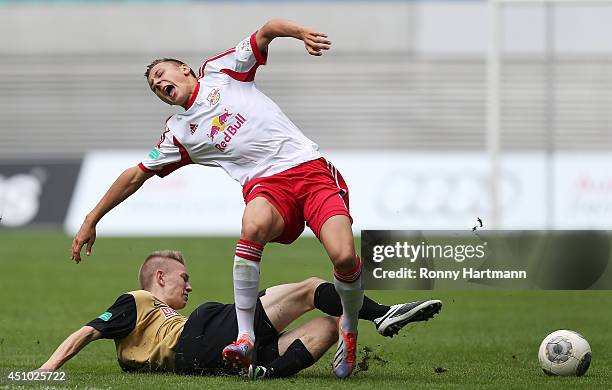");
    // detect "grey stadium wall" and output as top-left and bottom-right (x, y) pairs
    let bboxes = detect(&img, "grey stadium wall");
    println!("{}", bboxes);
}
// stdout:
(1, 2), (611, 161)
